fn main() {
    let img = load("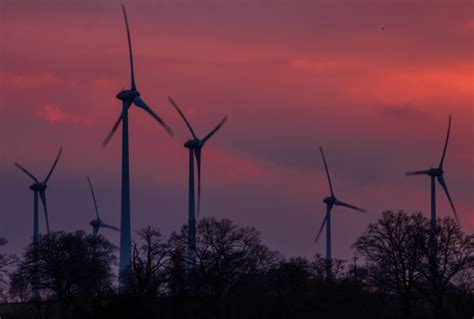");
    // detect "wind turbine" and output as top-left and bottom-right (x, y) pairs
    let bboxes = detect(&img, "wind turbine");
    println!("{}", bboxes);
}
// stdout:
(87, 177), (119, 236)
(315, 147), (365, 280)
(14, 146), (62, 299)
(14, 147), (62, 235)
(405, 115), (459, 258)
(102, 5), (172, 291)
(169, 97), (227, 271)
